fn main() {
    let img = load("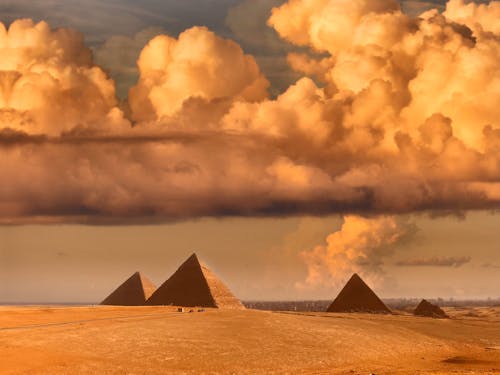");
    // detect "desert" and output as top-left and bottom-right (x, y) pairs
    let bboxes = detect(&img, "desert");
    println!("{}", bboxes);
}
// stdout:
(1, 305), (499, 374)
